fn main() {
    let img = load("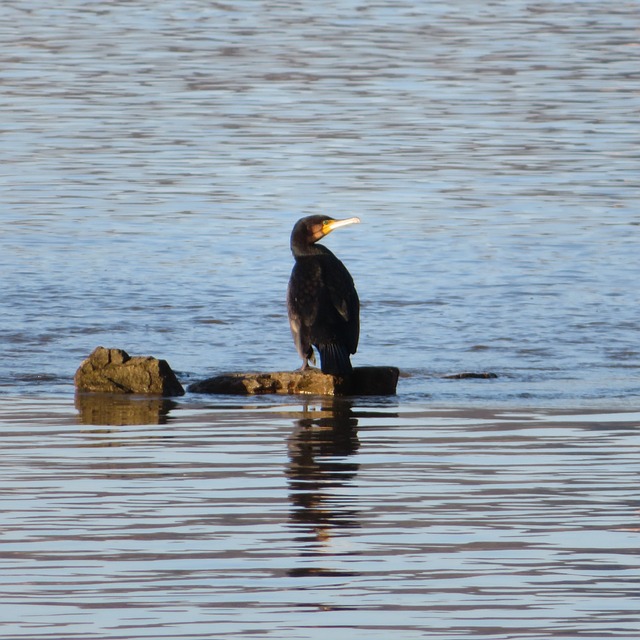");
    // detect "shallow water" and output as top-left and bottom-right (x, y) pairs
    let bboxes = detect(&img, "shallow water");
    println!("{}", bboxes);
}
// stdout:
(1, 395), (640, 639)
(1, 1), (640, 637)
